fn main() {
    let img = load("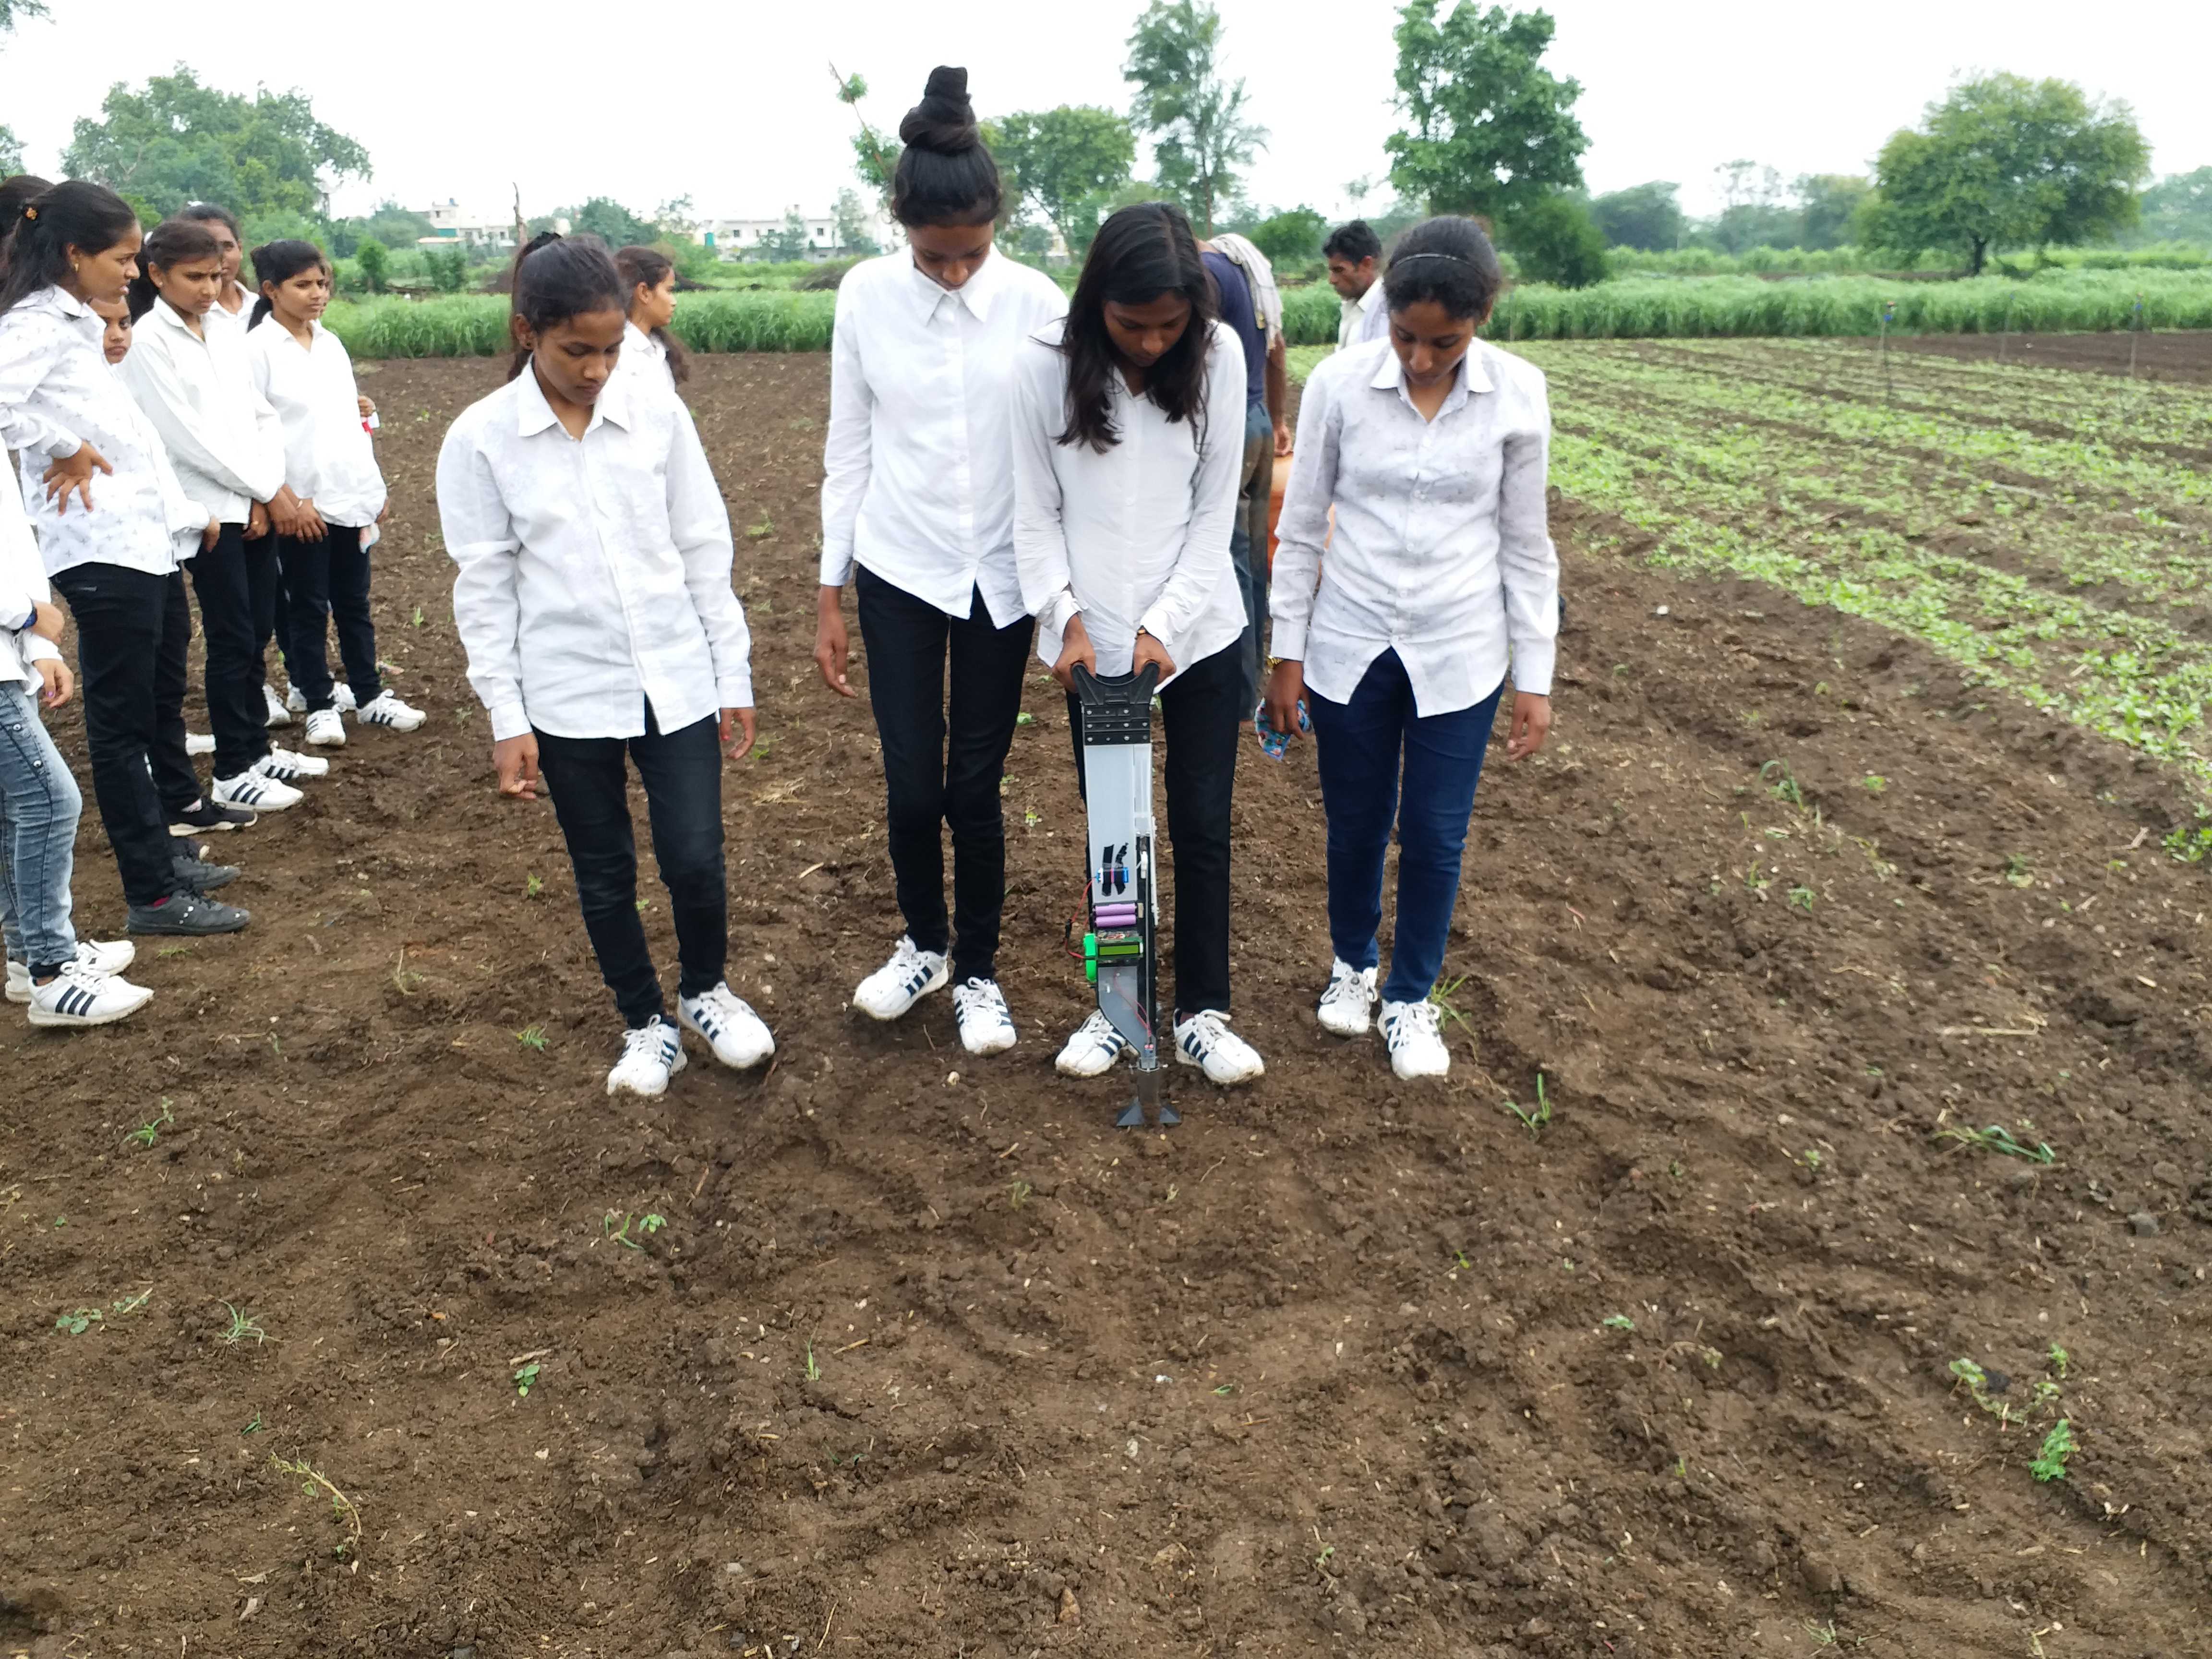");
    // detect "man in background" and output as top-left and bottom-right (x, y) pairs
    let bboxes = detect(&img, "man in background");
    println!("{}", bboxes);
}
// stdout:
(1325, 220), (1387, 347)
(1200, 233), (1289, 716)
